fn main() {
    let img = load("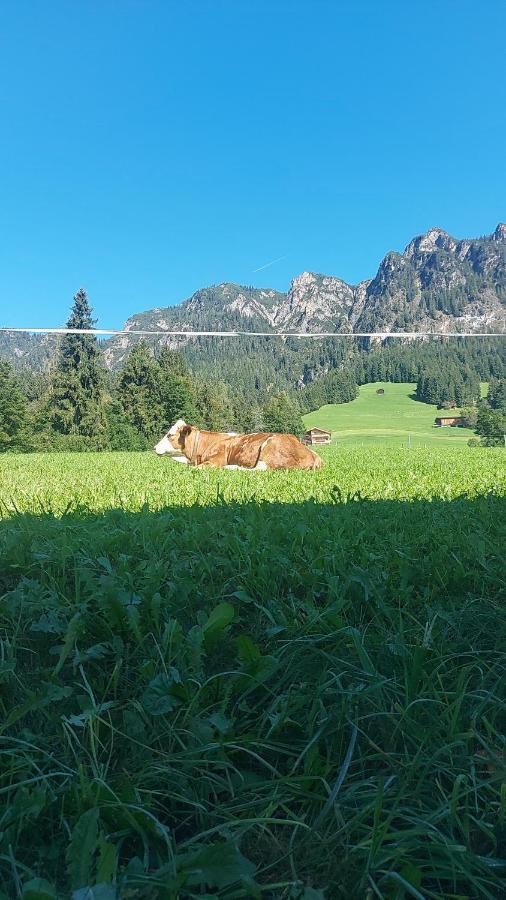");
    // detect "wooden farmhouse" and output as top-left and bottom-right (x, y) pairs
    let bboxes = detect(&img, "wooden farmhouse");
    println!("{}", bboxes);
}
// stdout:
(434, 415), (465, 427)
(303, 427), (332, 446)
